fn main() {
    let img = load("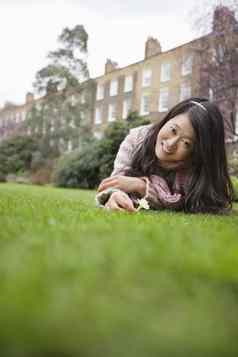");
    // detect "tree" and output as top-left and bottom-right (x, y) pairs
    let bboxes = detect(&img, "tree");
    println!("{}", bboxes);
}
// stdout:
(26, 25), (93, 156)
(190, 2), (238, 141)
